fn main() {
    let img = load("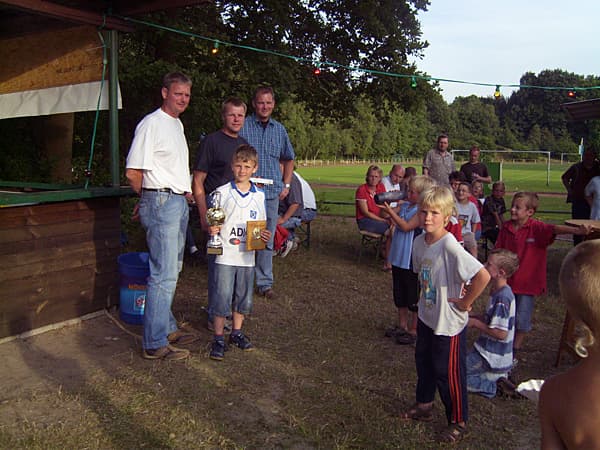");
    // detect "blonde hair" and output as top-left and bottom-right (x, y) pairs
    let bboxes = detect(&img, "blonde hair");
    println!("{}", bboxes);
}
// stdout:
(233, 144), (258, 166)
(409, 175), (436, 195)
(559, 240), (600, 357)
(365, 165), (383, 182)
(513, 191), (539, 212)
(488, 248), (519, 278)
(419, 186), (455, 223)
